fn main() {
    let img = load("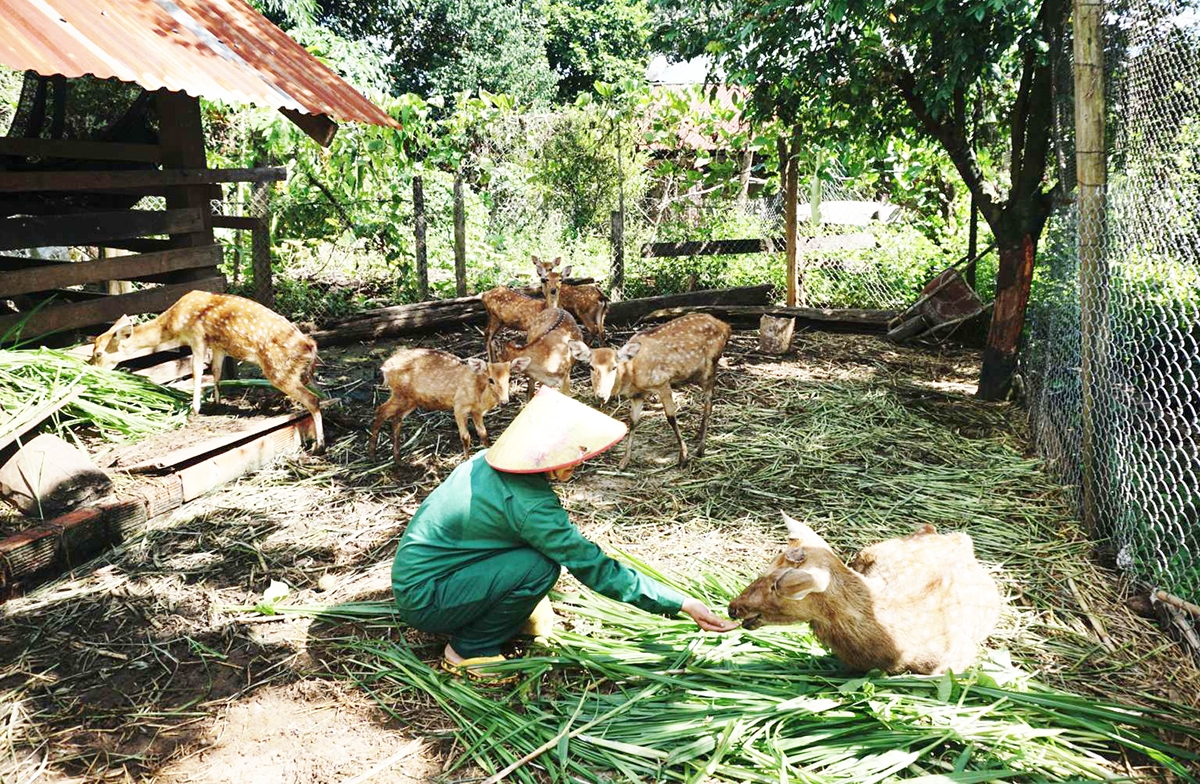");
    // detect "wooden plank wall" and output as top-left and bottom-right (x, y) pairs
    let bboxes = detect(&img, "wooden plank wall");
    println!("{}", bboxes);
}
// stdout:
(0, 93), (286, 342)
